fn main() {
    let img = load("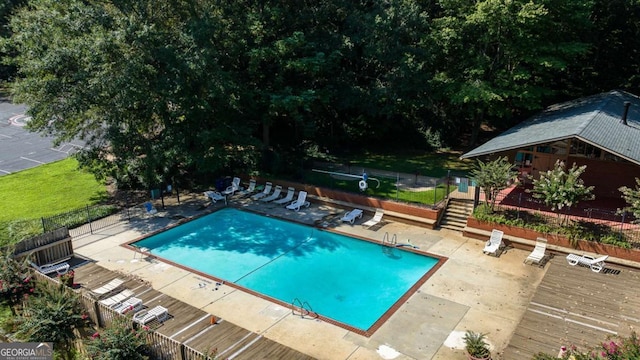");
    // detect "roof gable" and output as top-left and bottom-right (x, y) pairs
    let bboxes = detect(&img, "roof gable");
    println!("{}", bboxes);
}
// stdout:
(461, 90), (640, 164)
